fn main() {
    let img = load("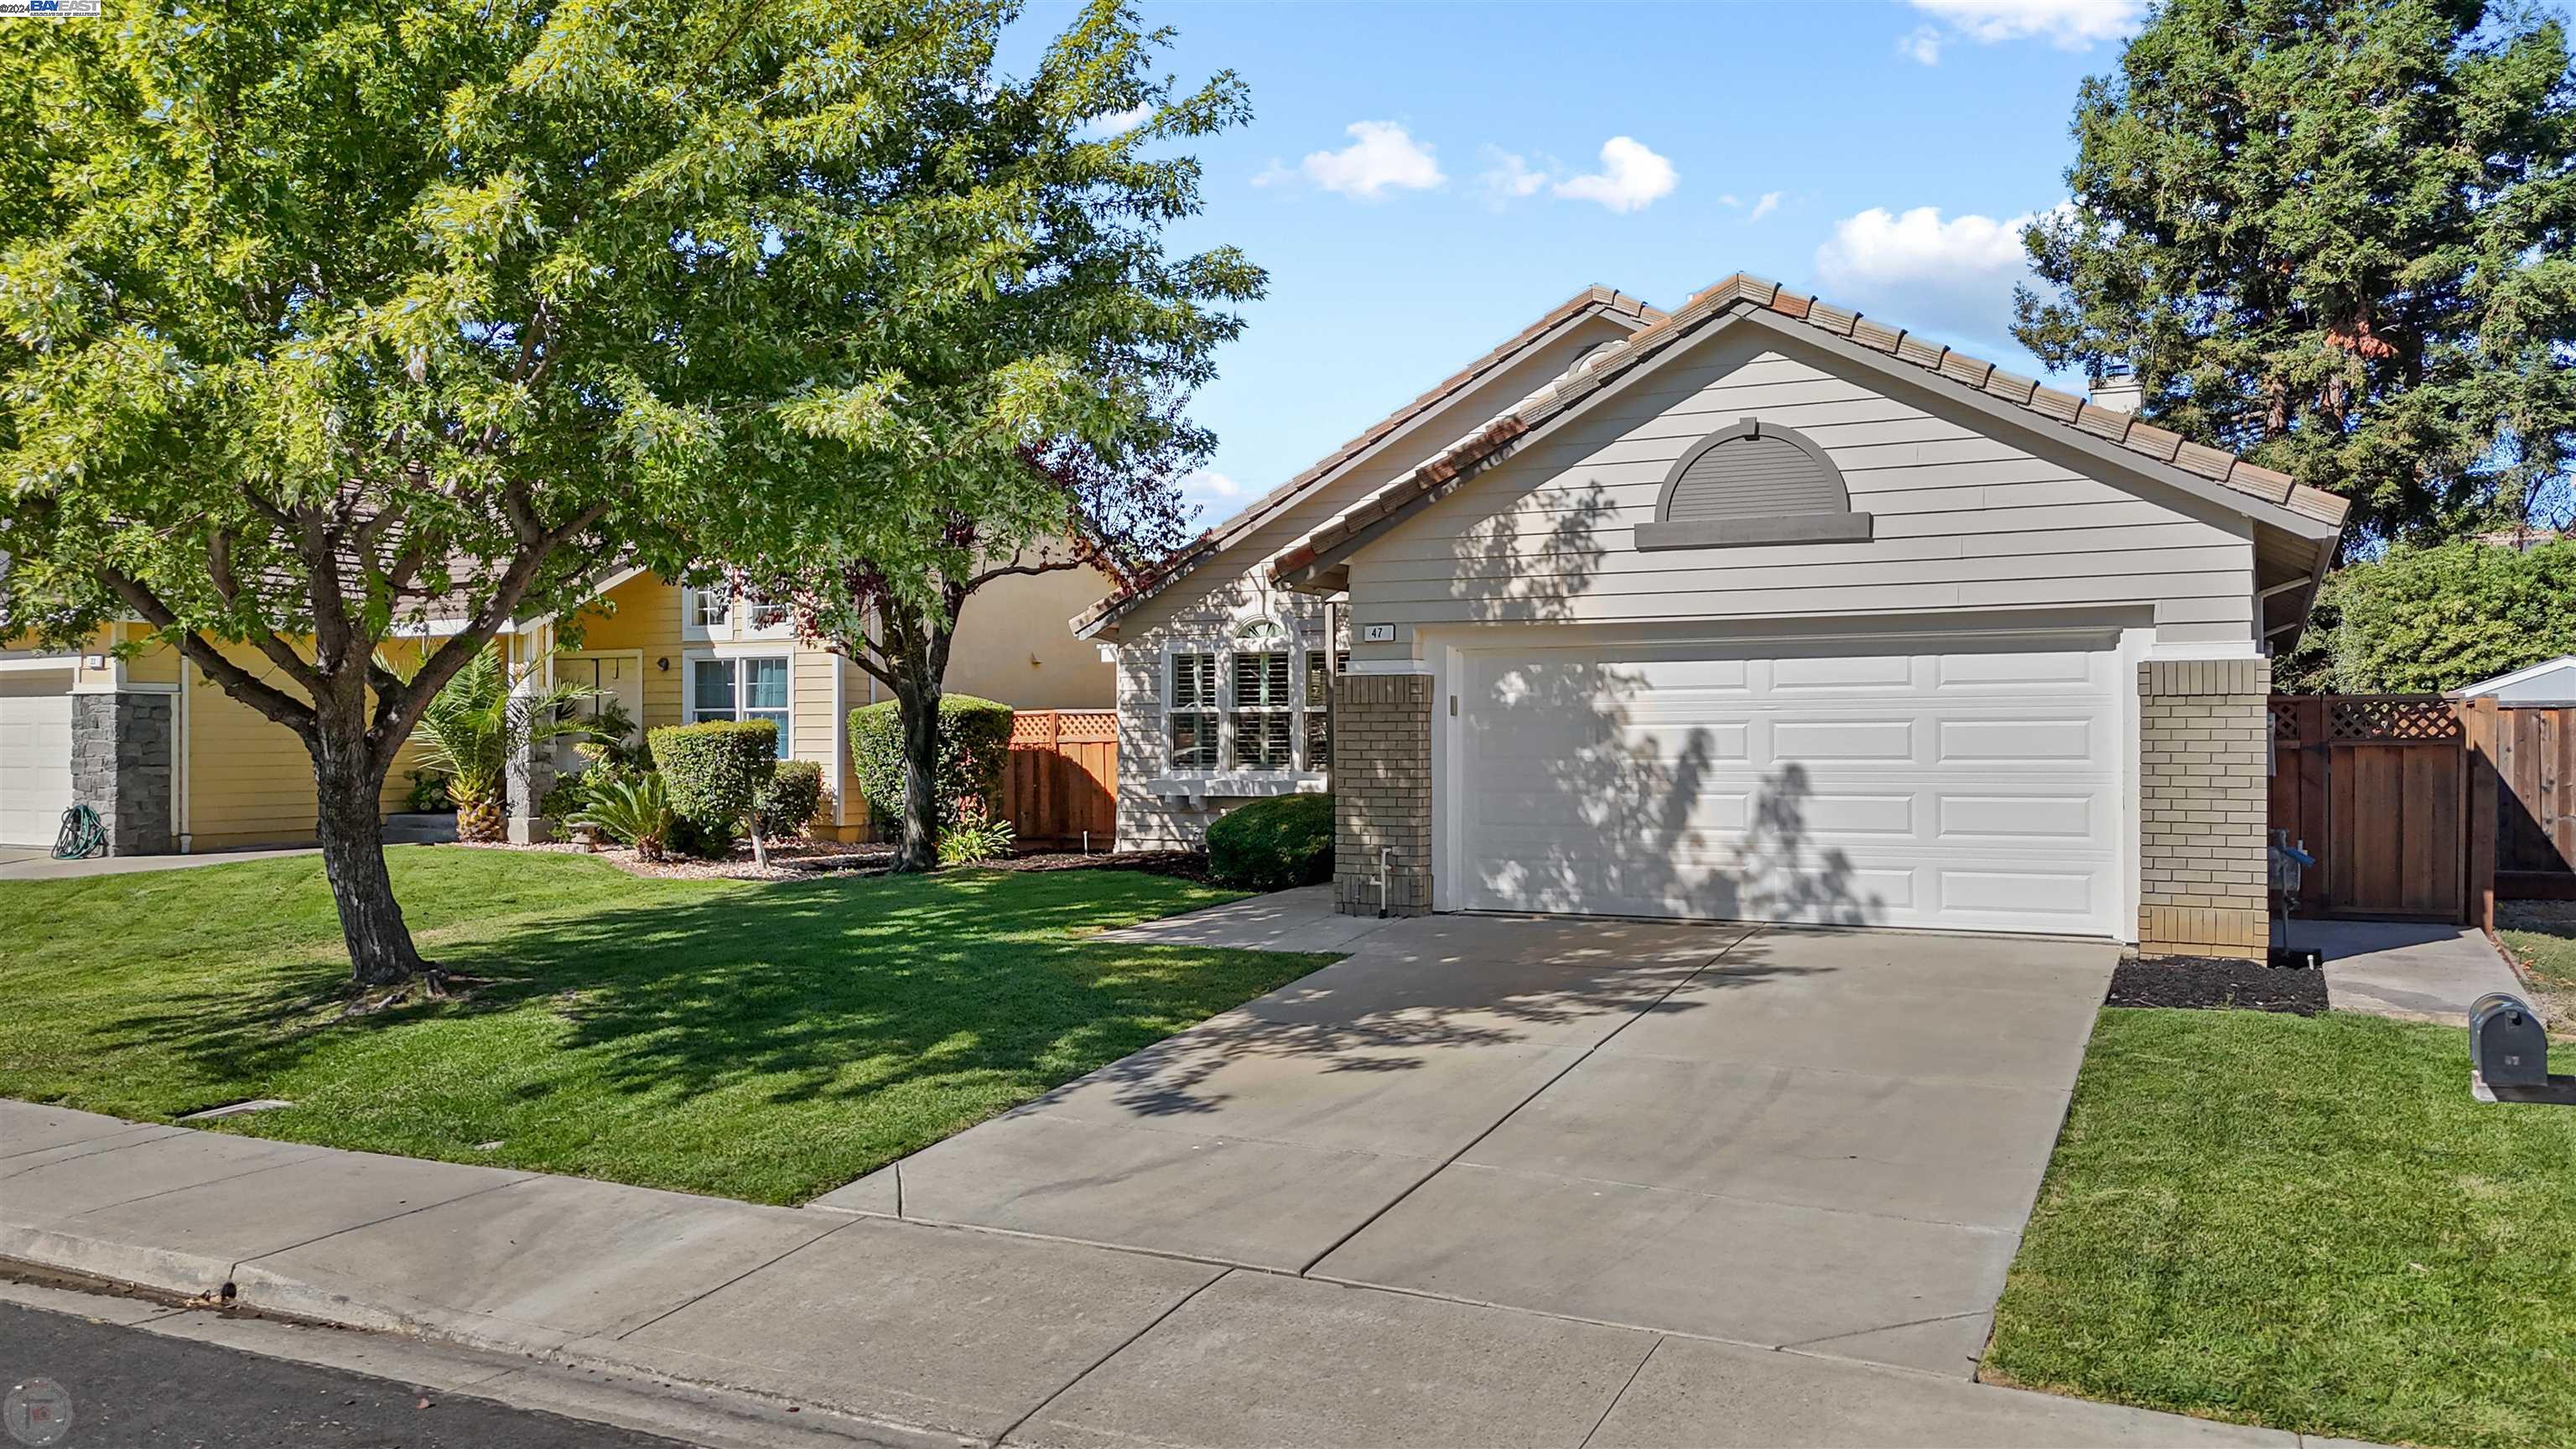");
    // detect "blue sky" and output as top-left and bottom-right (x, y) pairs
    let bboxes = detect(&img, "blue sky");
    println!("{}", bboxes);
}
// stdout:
(1011, 1), (2190, 516)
